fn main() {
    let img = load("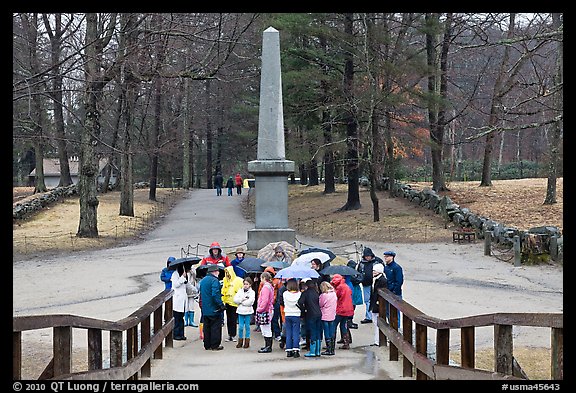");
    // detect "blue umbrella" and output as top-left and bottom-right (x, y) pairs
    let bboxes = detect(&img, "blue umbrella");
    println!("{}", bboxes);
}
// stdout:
(237, 257), (267, 274)
(274, 265), (320, 279)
